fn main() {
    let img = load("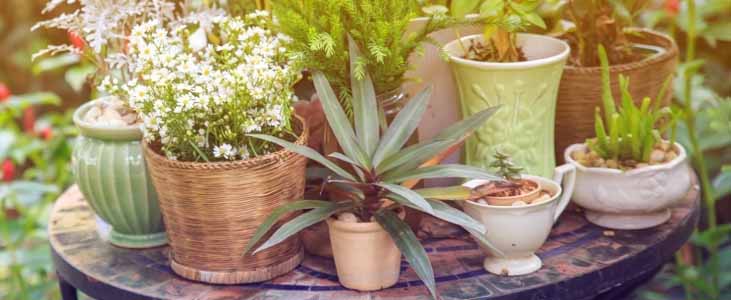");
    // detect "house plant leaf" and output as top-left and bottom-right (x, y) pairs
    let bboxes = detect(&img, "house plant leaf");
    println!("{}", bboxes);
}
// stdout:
(374, 209), (437, 299)
(348, 36), (379, 156)
(244, 200), (335, 255)
(383, 164), (501, 183)
(377, 183), (434, 214)
(253, 203), (345, 254)
(248, 134), (356, 181)
(372, 86), (432, 166)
